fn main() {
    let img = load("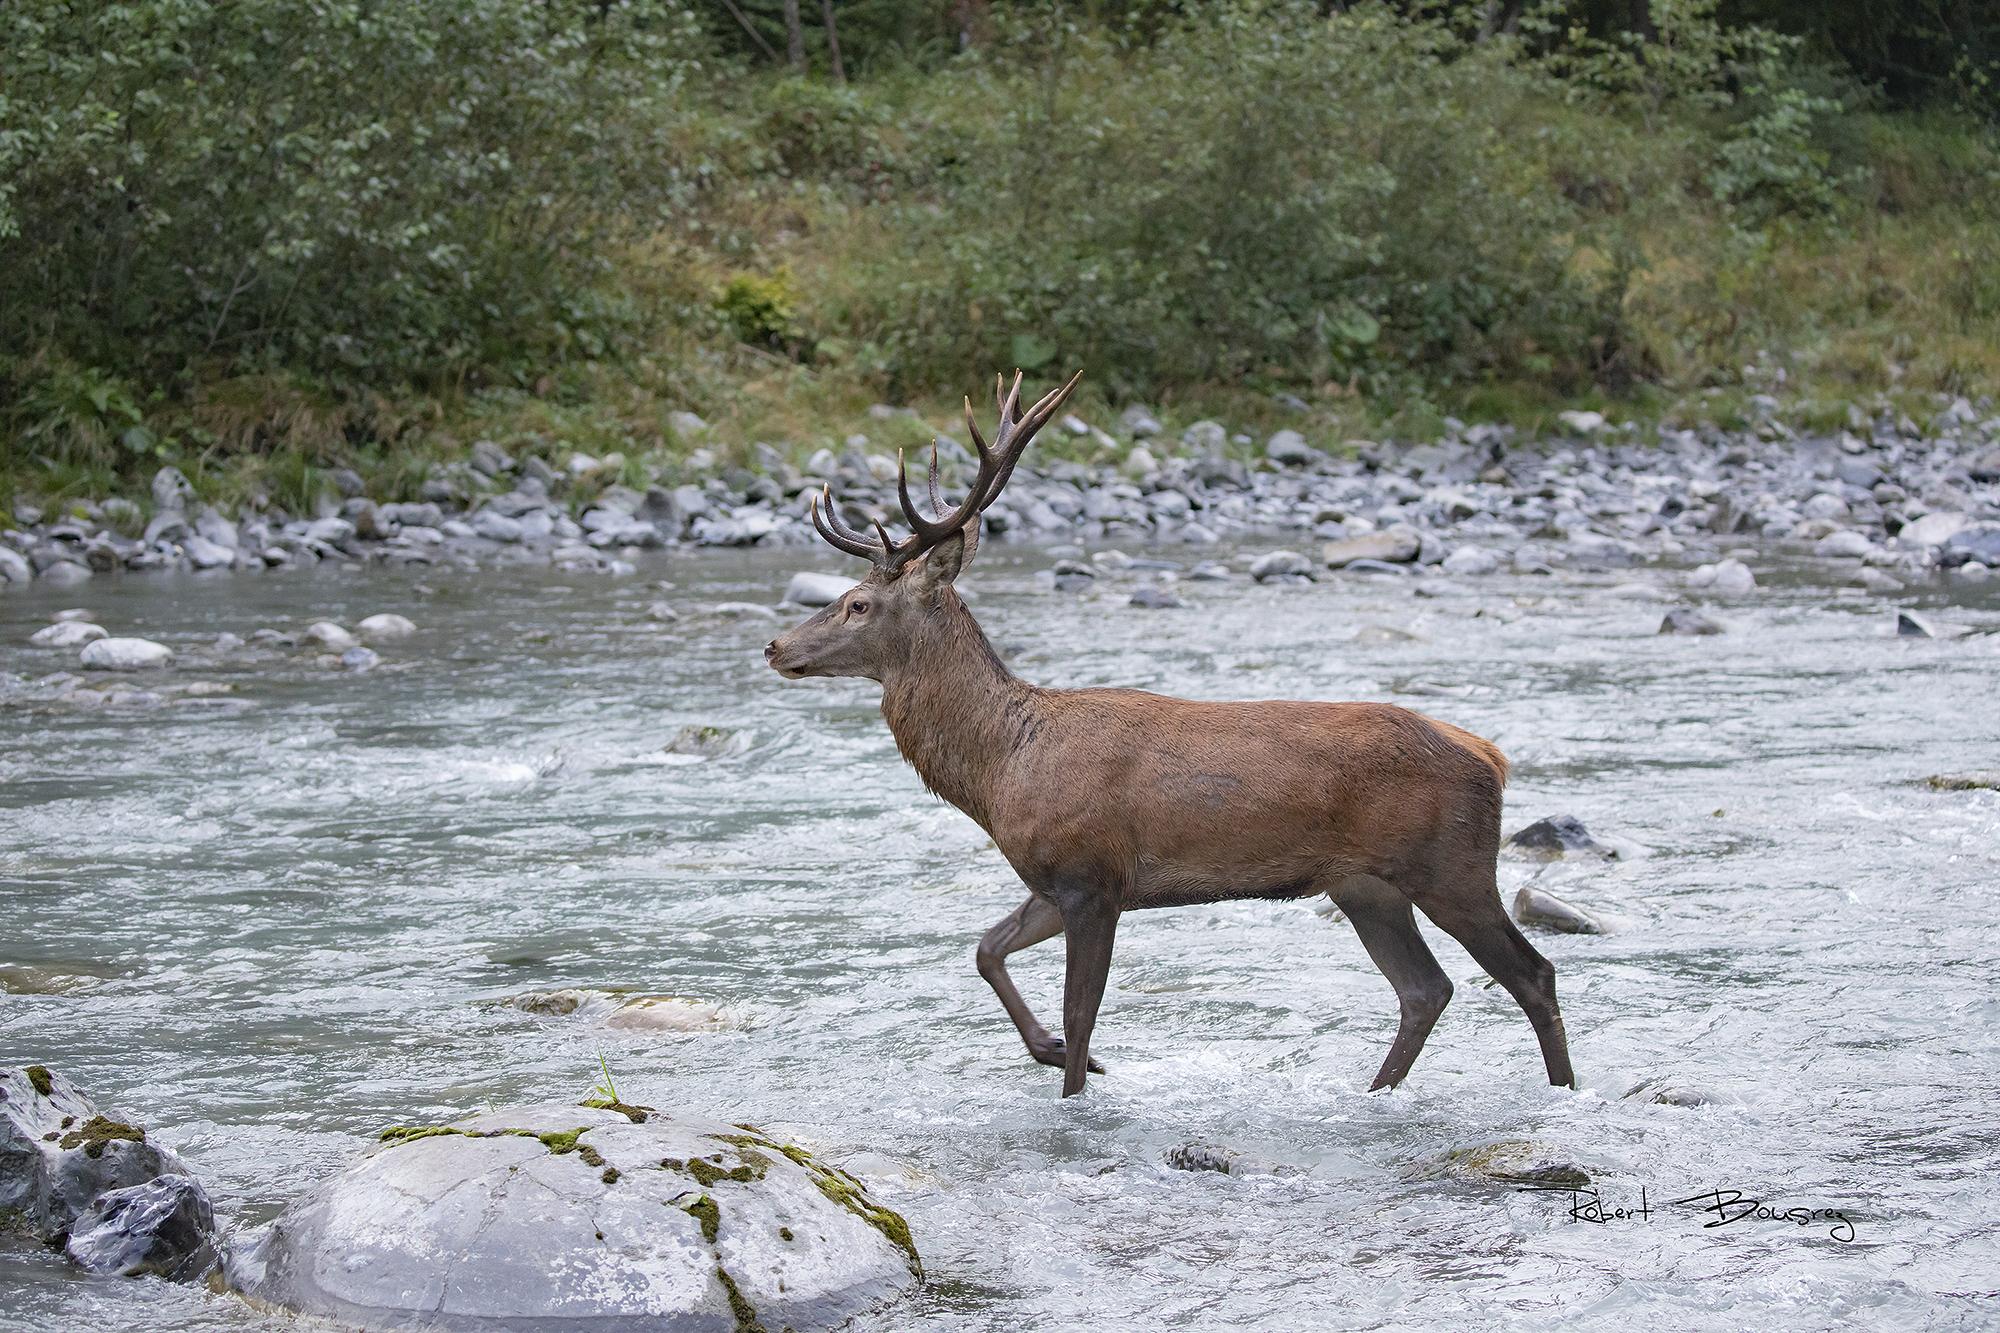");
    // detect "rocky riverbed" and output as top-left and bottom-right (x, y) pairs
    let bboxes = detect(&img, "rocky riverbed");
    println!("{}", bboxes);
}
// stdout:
(5, 397), (1998, 597)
